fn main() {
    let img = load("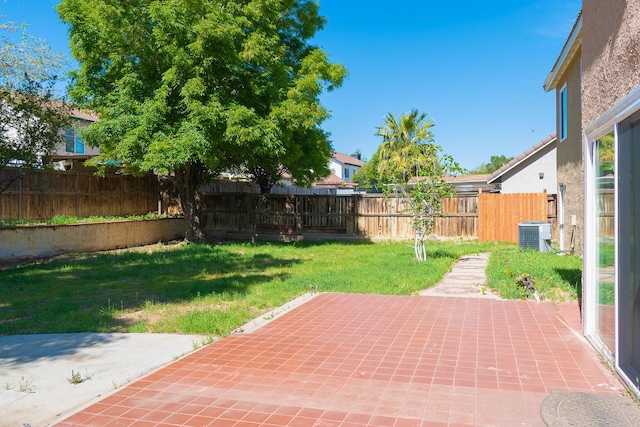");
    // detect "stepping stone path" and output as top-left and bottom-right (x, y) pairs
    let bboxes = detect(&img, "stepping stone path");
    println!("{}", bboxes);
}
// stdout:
(418, 252), (501, 299)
